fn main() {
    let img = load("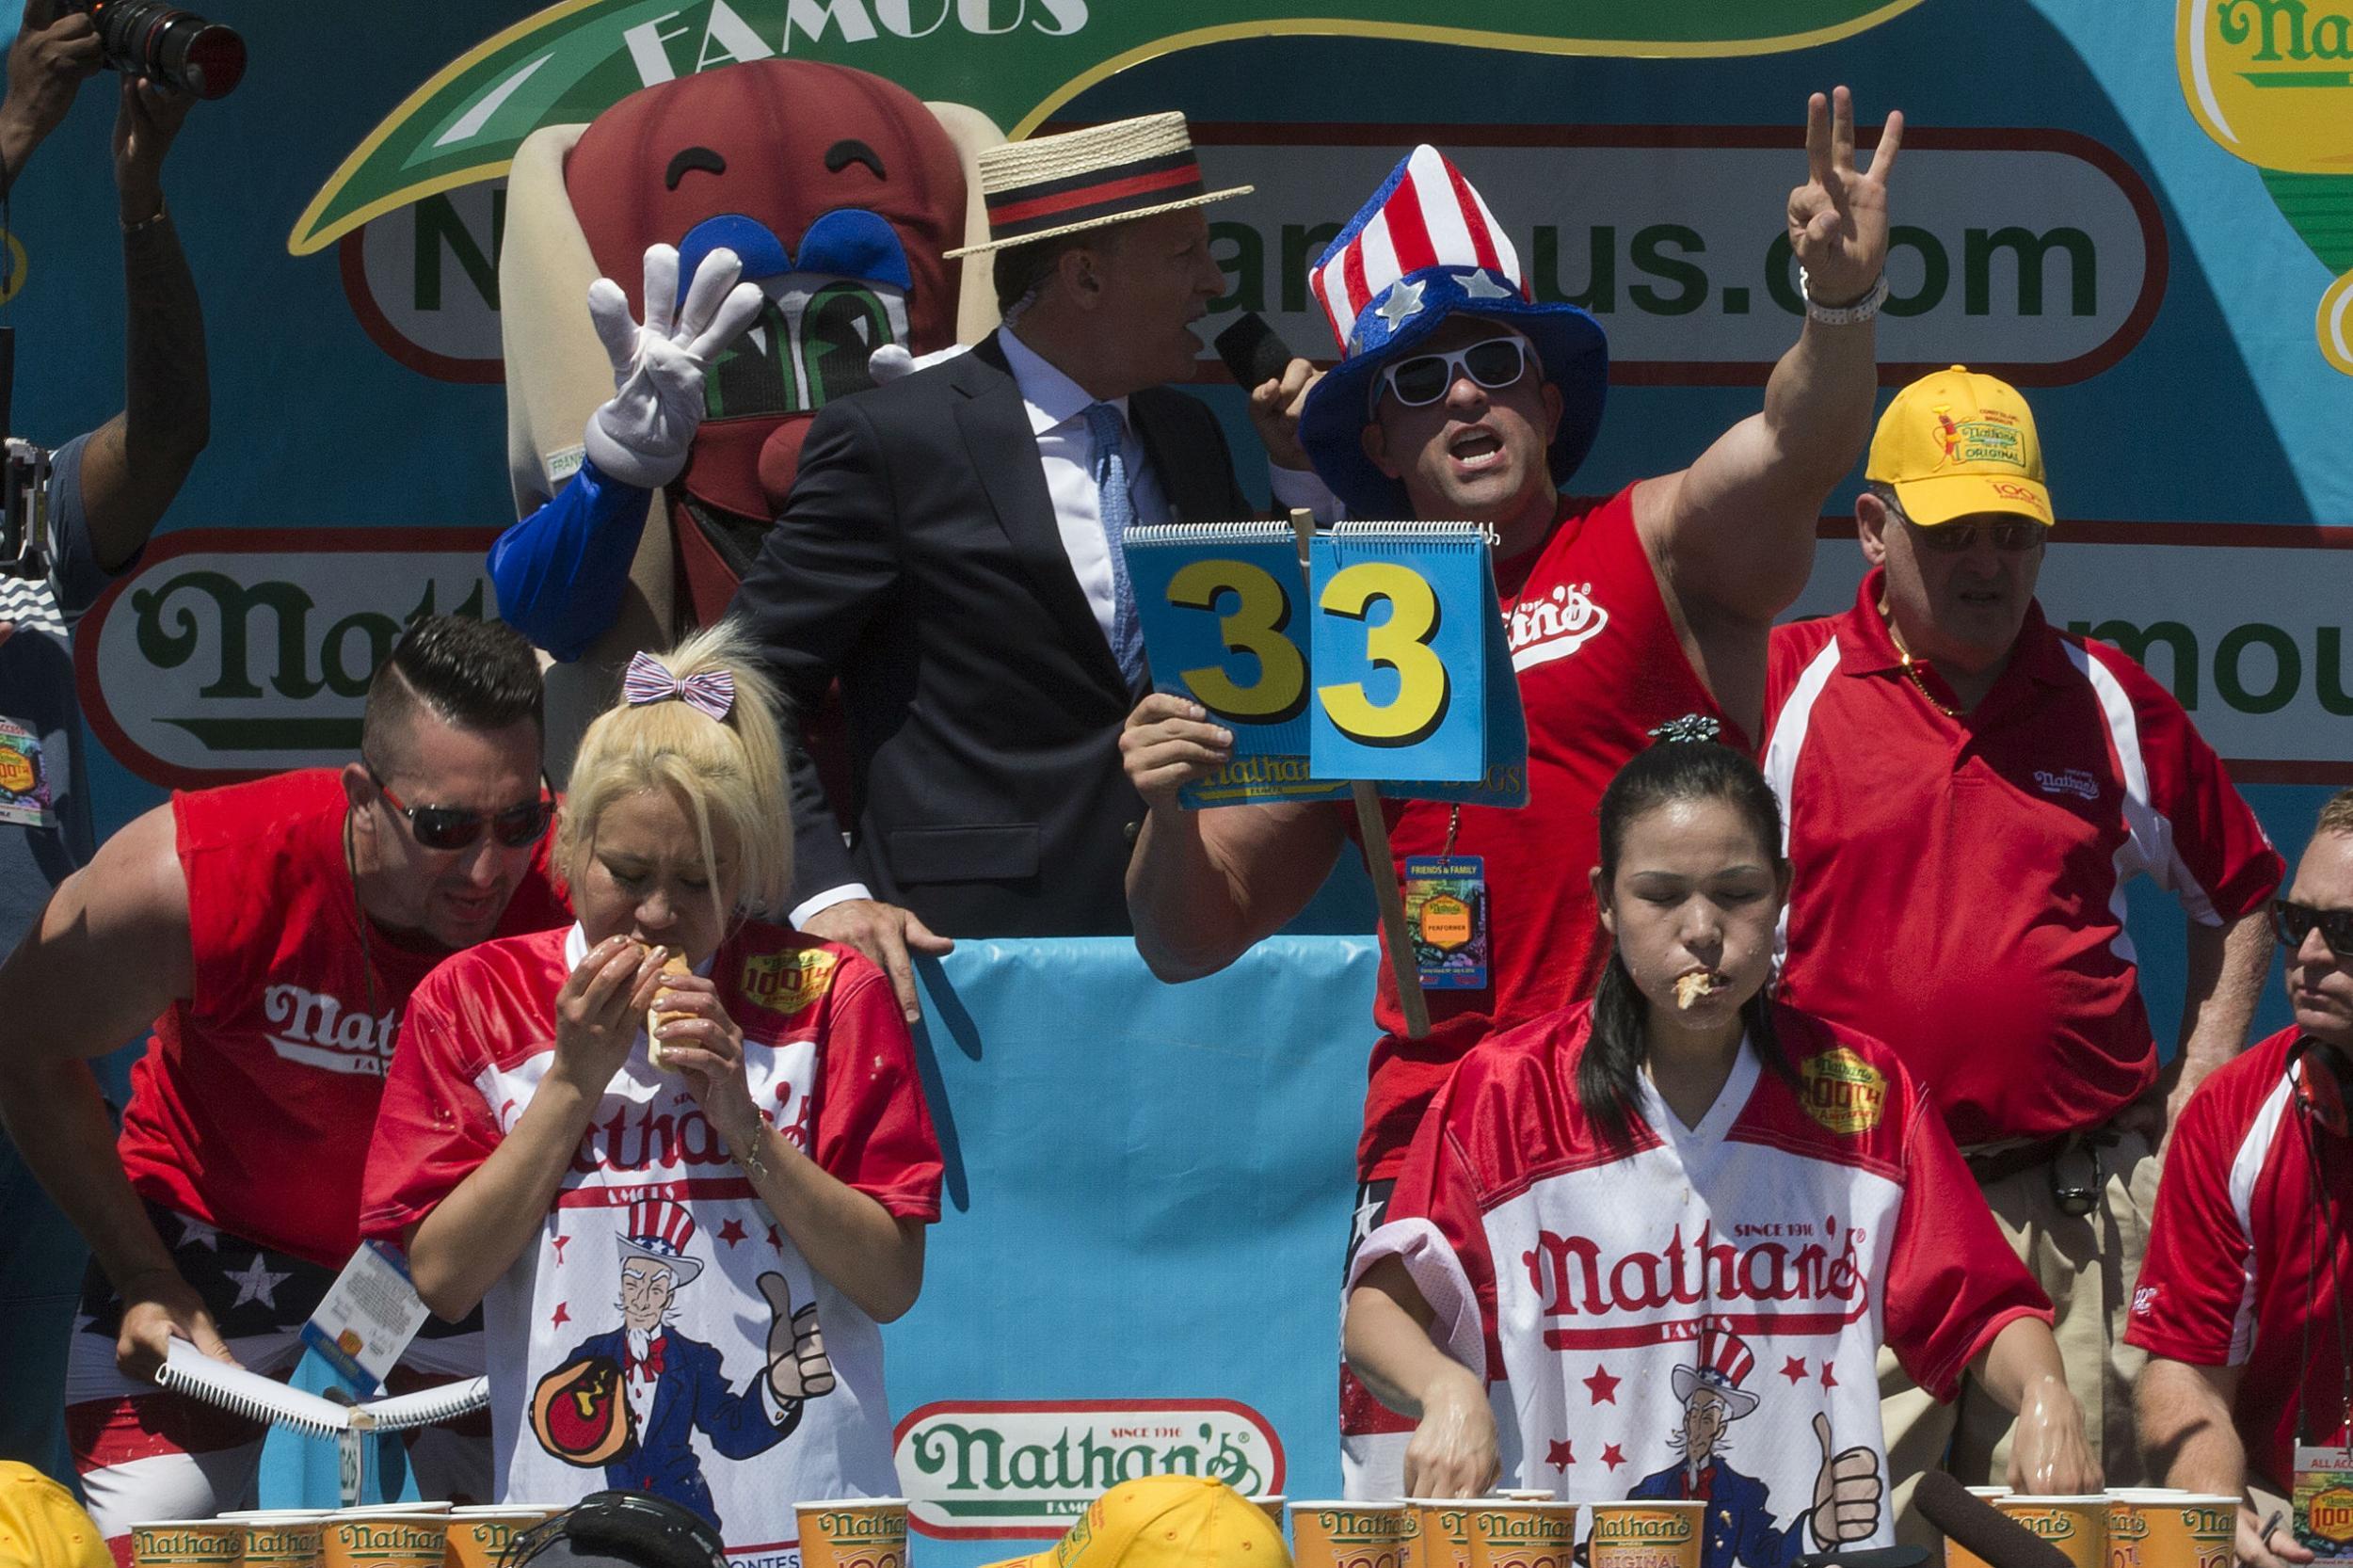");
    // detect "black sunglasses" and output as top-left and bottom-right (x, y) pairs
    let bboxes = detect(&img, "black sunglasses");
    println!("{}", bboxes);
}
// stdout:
(1378, 335), (1528, 408)
(366, 762), (552, 853)
(2276, 899), (2353, 959)
(1886, 496), (2043, 554)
